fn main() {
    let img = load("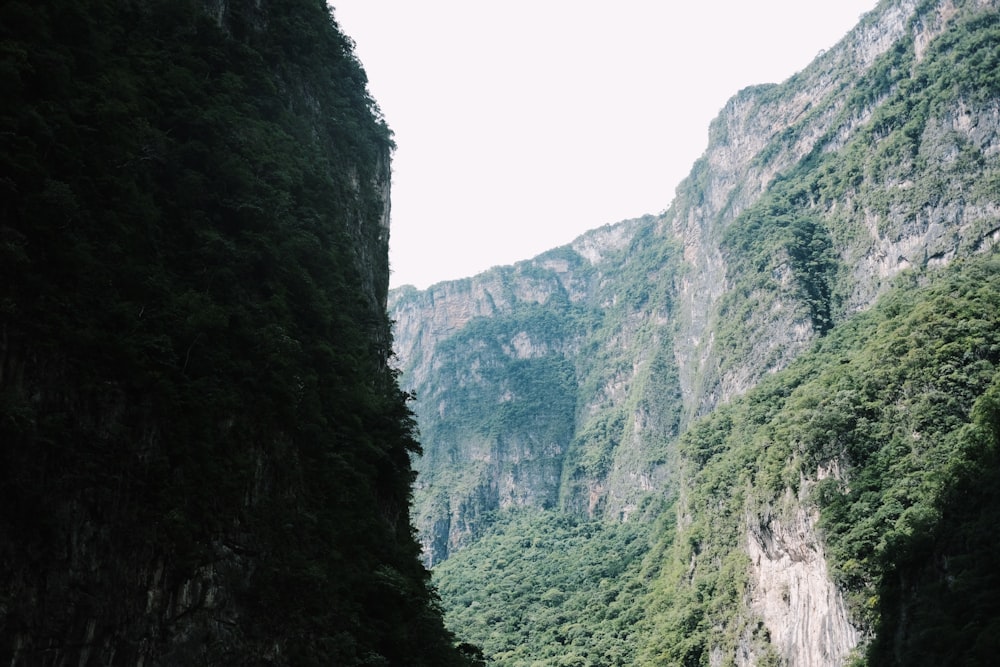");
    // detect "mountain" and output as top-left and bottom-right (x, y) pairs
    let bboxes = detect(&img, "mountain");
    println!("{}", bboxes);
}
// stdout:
(0, 1), (470, 664)
(388, 0), (1000, 663)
